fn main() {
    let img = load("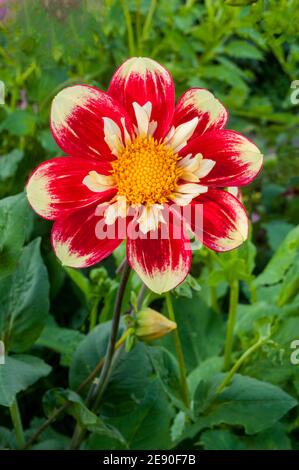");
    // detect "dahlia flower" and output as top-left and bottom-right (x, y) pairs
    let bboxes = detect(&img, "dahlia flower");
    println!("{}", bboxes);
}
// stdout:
(26, 57), (263, 293)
